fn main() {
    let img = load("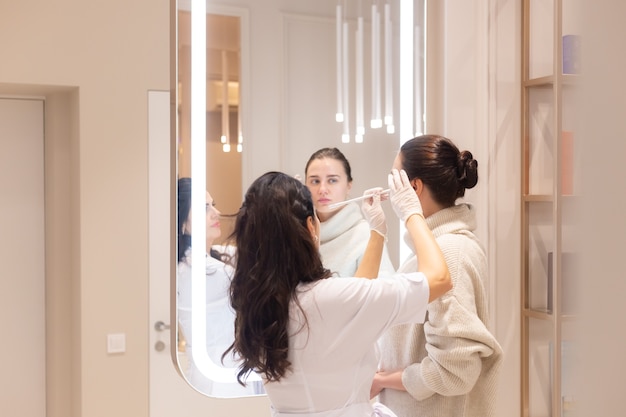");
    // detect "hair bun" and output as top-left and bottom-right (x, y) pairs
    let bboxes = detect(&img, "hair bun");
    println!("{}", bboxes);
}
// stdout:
(457, 151), (478, 189)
